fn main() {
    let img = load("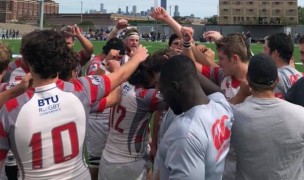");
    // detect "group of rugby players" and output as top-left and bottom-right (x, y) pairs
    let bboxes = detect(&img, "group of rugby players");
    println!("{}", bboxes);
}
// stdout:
(0, 6), (304, 180)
